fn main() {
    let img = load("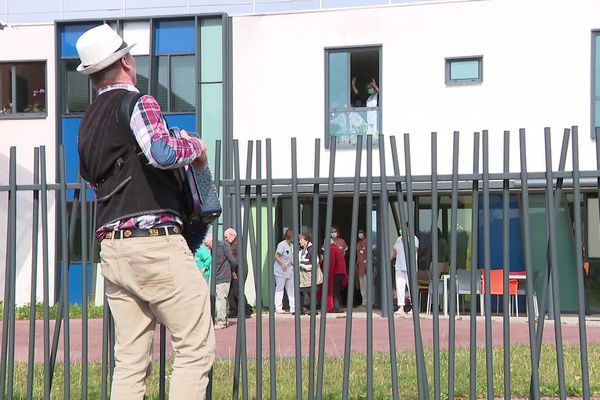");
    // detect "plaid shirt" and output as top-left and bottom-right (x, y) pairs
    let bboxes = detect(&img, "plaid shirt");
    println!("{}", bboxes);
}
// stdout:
(94, 84), (202, 240)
